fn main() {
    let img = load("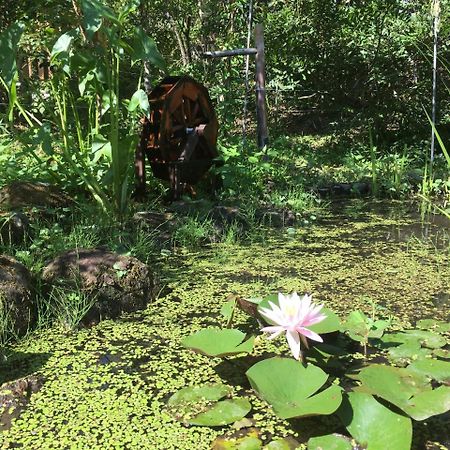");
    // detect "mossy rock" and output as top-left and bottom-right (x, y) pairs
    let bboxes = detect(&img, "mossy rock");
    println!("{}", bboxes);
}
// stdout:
(0, 255), (35, 336)
(42, 248), (155, 324)
(0, 181), (72, 211)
